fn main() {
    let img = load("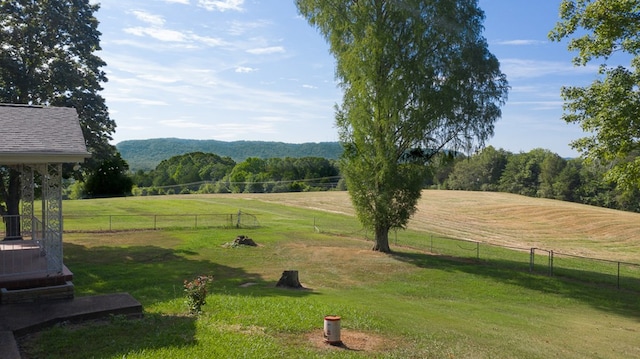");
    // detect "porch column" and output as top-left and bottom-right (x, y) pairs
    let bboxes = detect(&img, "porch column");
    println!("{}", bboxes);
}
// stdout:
(20, 164), (35, 239)
(41, 163), (63, 274)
